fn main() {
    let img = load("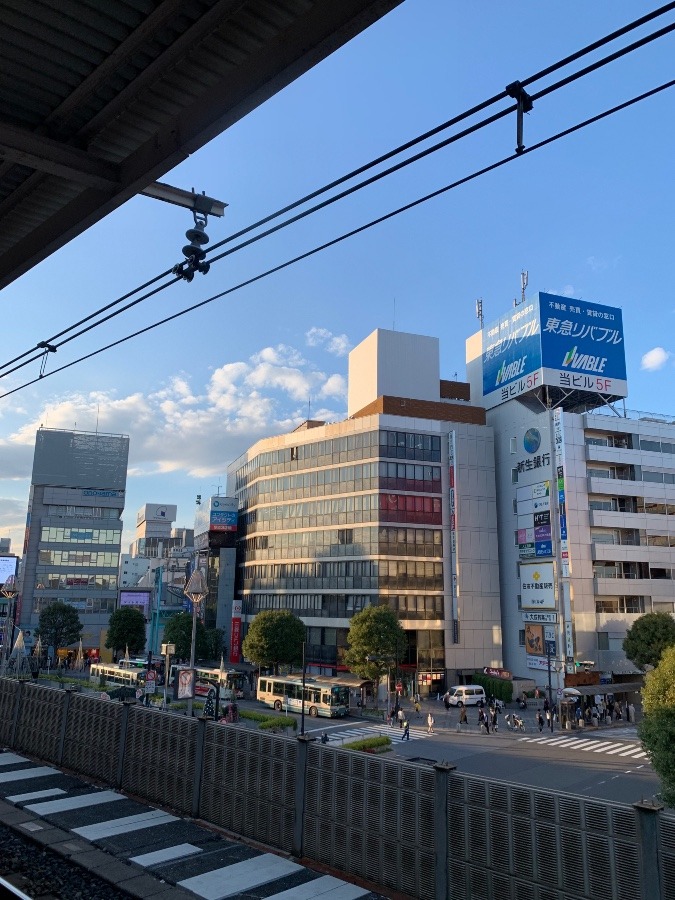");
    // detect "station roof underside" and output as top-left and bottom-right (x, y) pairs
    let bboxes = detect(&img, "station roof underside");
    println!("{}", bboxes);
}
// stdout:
(0, 0), (402, 292)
